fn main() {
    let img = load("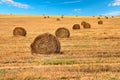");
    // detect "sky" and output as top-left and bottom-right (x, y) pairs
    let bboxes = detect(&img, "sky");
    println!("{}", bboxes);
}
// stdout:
(0, 0), (120, 16)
